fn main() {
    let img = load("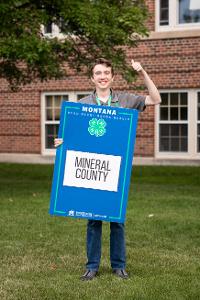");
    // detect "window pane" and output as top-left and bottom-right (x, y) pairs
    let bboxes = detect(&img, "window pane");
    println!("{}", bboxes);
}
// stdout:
(160, 124), (169, 136)
(181, 124), (188, 136)
(44, 22), (53, 34)
(181, 138), (188, 152)
(160, 93), (168, 105)
(160, 0), (169, 25)
(171, 124), (179, 136)
(160, 107), (168, 120)
(180, 107), (188, 120)
(159, 124), (188, 152)
(198, 124), (200, 135)
(54, 96), (62, 108)
(198, 137), (200, 152)
(170, 93), (178, 106)
(46, 96), (53, 107)
(198, 93), (200, 120)
(46, 109), (53, 120)
(197, 124), (200, 152)
(45, 125), (59, 149)
(180, 93), (188, 105)
(171, 138), (179, 151)
(179, 0), (200, 24)
(54, 109), (60, 121)
(170, 107), (178, 120)
(160, 138), (170, 151)
(62, 95), (69, 102)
